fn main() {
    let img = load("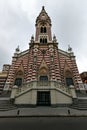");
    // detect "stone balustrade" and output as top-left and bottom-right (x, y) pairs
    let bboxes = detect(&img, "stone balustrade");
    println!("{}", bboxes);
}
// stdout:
(15, 81), (71, 96)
